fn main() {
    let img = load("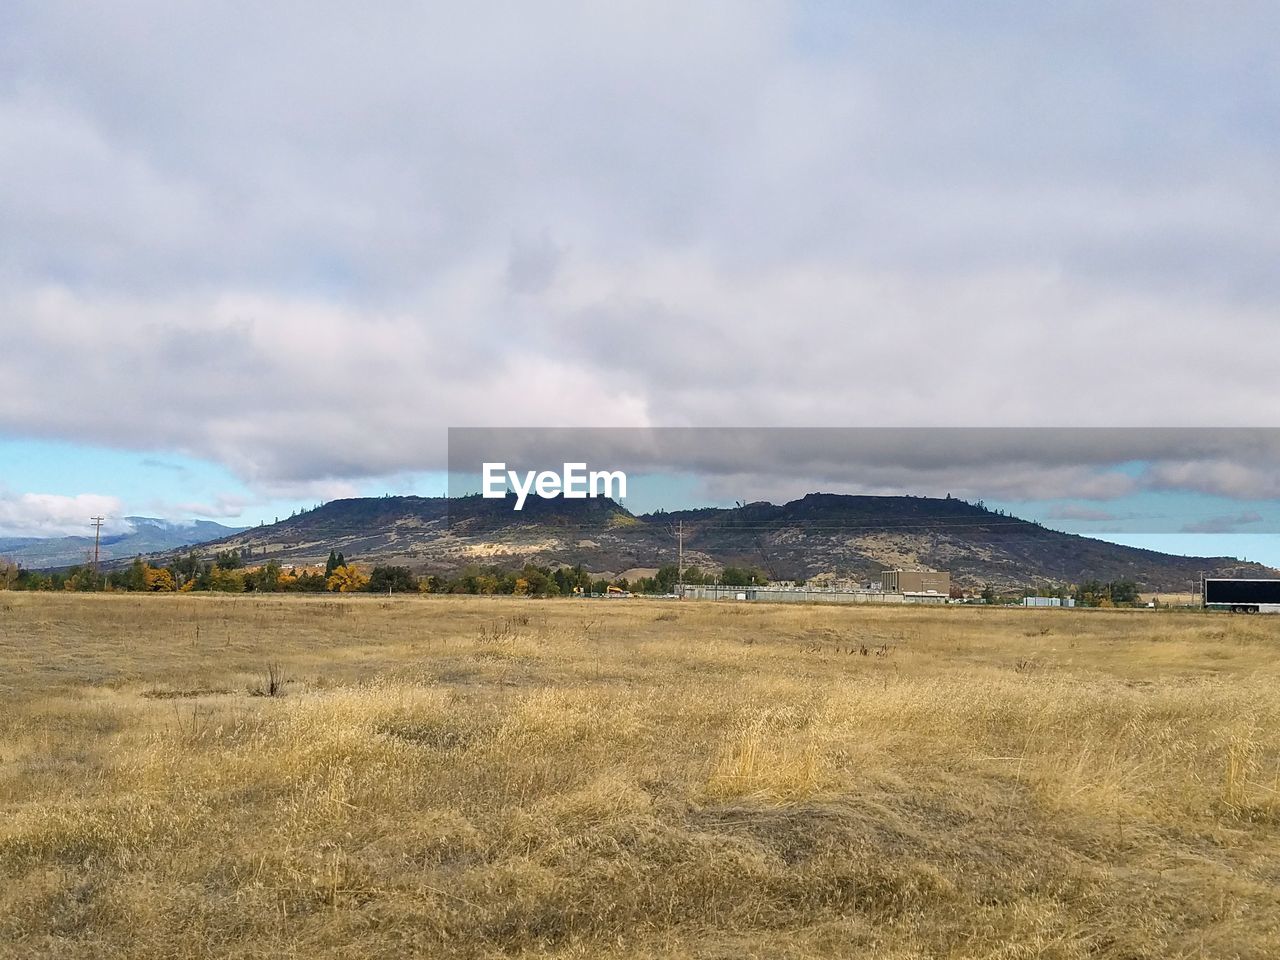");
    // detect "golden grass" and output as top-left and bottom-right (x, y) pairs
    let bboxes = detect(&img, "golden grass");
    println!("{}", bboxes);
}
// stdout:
(1, 594), (1279, 958)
